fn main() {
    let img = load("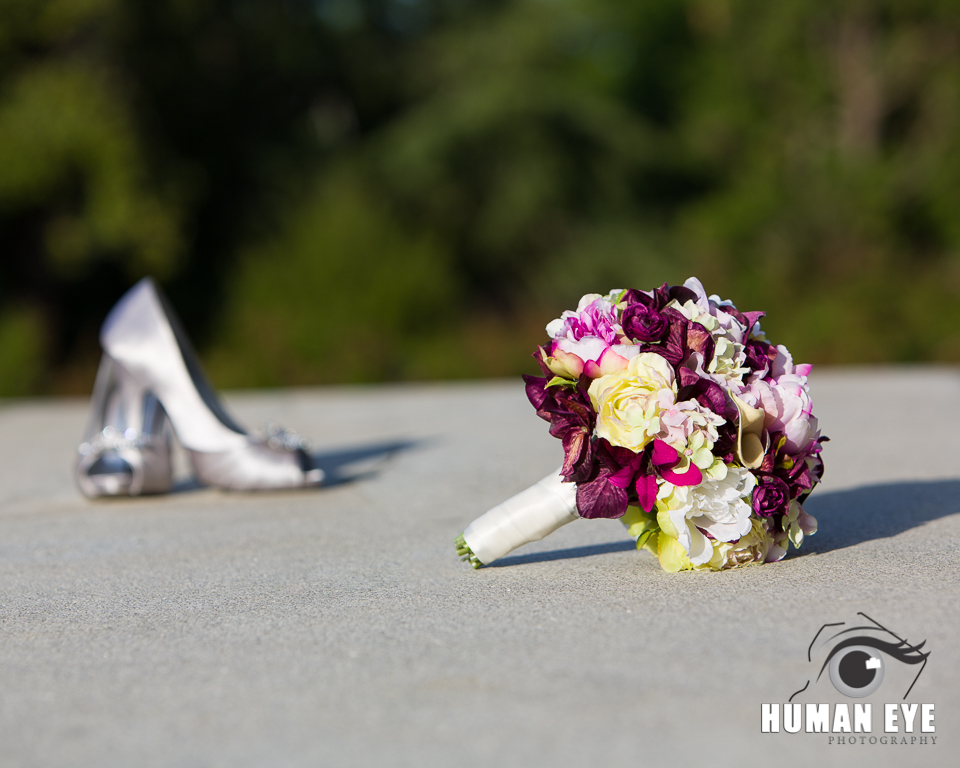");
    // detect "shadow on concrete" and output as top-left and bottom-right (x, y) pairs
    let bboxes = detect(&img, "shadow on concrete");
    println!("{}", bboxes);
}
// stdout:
(488, 539), (637, 567)
(486, 479), (960, 567)
(308, 439), (421, 487)
(166, 438), (421, 493)
(802, 479), (960, 554)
